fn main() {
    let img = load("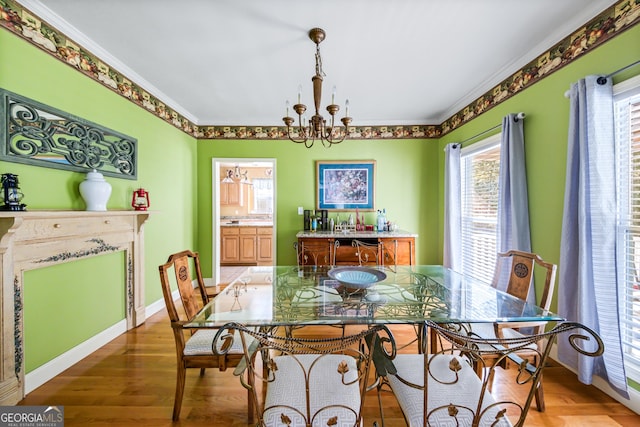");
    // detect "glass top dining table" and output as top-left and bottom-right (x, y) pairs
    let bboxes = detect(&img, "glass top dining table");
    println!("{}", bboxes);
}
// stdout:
(186, 265), (564, 328)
